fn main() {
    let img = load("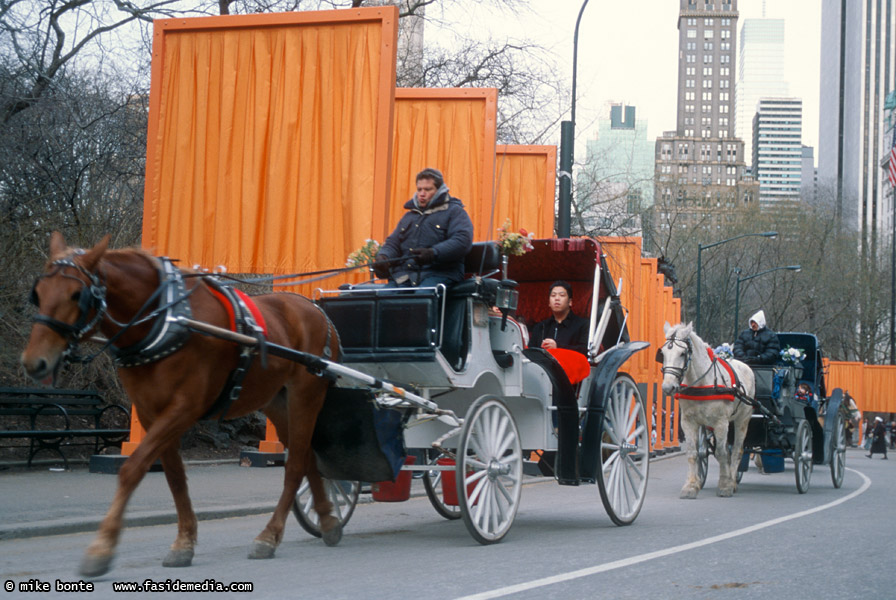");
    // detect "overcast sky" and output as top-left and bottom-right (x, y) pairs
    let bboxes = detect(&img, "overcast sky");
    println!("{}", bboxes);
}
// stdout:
(443, 0), (821, 157)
